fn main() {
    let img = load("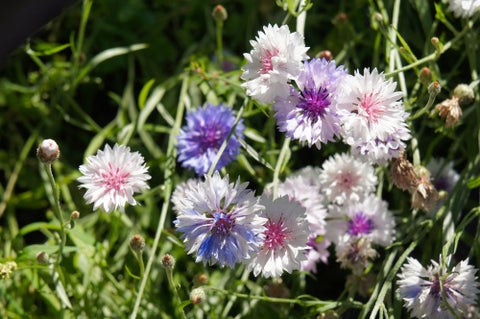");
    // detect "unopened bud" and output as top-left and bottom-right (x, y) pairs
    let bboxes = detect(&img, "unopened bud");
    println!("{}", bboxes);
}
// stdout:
(36, 251), (50, 264)
(70, 211), (80, 220)
(428, 81), (441, 97)
(452, 84), (475, 106)
(161, 254), (175, 269)
(190, 287), (206, 304)
(431, 37), (442, 54)
(37, 139), (60, 164)
(318, 50), (332, 61)
(374, 12), (384, 24)
(193, 273), (208, 287)
(419, 67), (432, 85)
(129, 235), (145, 253)
(212, 5), (228, 22)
